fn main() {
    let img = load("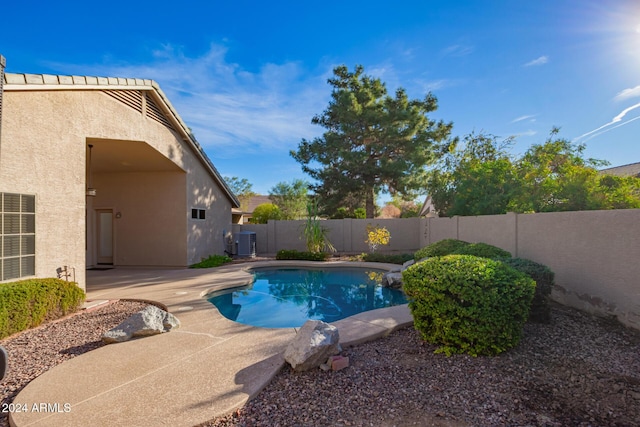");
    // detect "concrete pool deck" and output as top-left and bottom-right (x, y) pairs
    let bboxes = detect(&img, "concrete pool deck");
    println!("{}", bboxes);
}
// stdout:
(10, 261), (413, 427)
